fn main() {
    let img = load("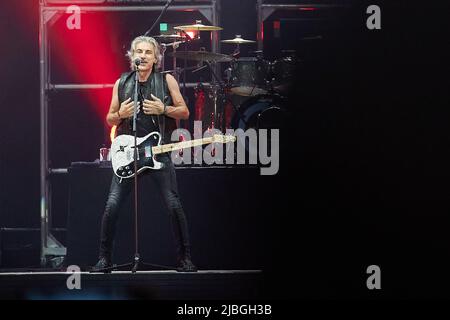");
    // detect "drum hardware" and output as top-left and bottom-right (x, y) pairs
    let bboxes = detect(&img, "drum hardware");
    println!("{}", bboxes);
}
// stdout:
(221, 35), (256, 44)
(205, 60), (227, 131)
(174, 20), (223, 31)
(173, 22), (222, 98)
(152, 34), (186, 42)
(159, 40), (184, 75)
(192, 57), (240, 133)
(154, 34), (188, 75)
(156, 24), (292, 138)
(221, 35), (256, 59)
(229, 57), (271, 97)
(160, 40), (184, 49)
(168, 50), (234, 63)
(160, 64), (203, 75)
(160, 21), (225, 133)
(156, 23), (292, 163)
(153, 26), (207, 130)
(194, 82), (248, 134)
(191, 64), (208, 73)
(268, 55), (300, 95)
(250, 50), (264, 56)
